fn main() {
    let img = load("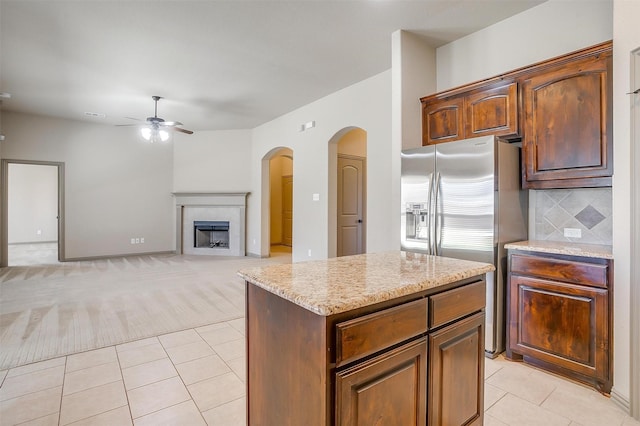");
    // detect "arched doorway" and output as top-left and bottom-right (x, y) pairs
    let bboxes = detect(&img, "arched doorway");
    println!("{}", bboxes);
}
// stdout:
(328, 127), (367, 258)
(262, 147), (293, 257)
